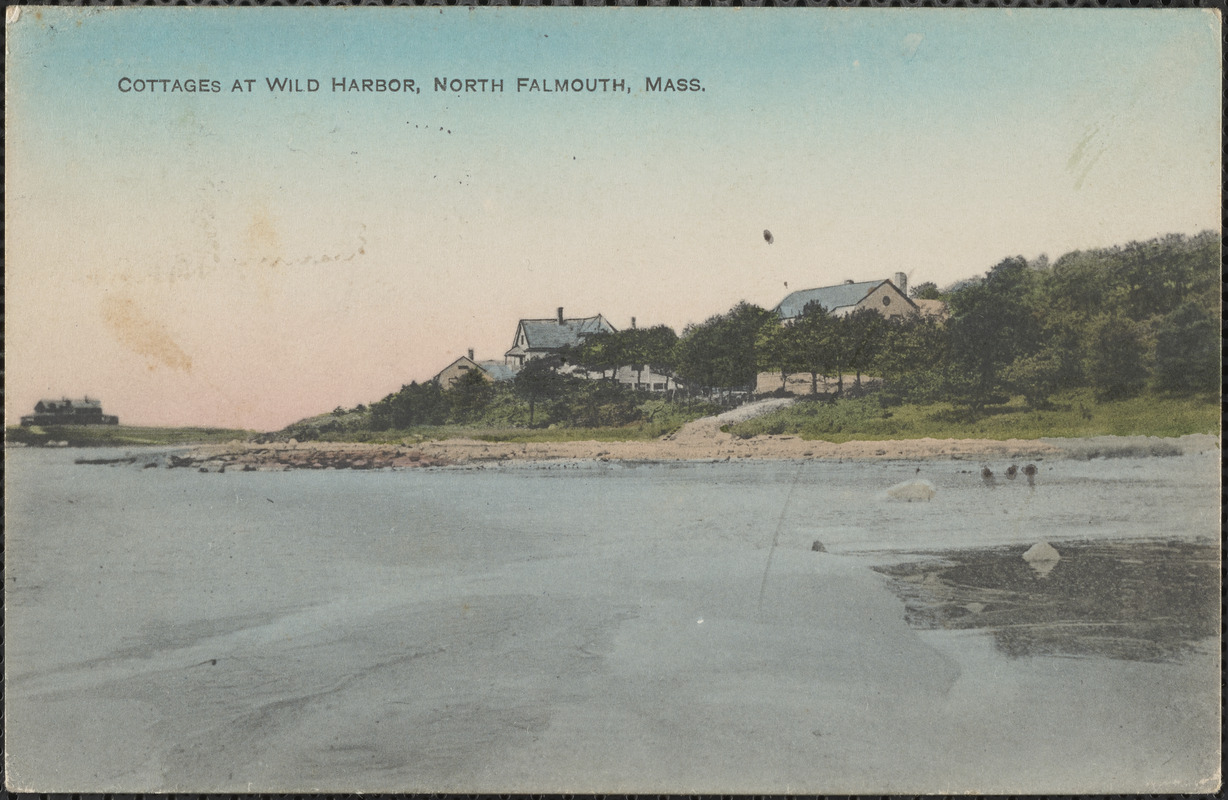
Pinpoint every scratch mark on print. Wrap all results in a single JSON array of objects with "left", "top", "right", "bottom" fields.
[
  {"left": 1067, "top": 120, "right": 1110, "bottom": 191},
  {"left": 257, "top": 224, "right": 367, "bottom": 268}
]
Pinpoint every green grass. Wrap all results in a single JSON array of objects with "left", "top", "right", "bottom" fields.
[
  {"left": 5, "top": 425, "right": 254, "bottom": 448},
  {"left": 277, "top": 396, "right": 715, "bottom": 444},
  {"left": 725, "top": 389, "right": 1221, "bottom": 442},
  {"left": 278, "top": 419, "right": 691, "bottom": 445}
]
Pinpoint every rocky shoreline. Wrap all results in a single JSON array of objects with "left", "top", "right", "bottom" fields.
[
  {"left": 159, "top": 431, "right": 1217, "bottom": 472},
  {"left": 109, "top": 443, "right": 452, "bottom": 472}
]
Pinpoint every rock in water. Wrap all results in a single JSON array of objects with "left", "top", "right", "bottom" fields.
[
  {"left": 1022, "top": 541, "right": 1061, "bottom": 577},
  {"left": 1023, "top": 541, "right": 1060, "bottom": 562},
  {"left": 886, "top": 479, "right": 936, "bottom": 502},
  {"left": 811, "top": 540, "right": 826, "bottom": 552}
]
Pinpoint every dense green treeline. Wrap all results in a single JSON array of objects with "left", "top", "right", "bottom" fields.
[
  {"left": 297, "top": 230, "right": 1217, "bottom": 440},
  {"left": 884, "top": 230, "right": 1220, "bottom": 410}
]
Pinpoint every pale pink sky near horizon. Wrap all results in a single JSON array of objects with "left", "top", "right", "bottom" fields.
[{"left": 5, "top": 8, "right": 1220, "bottom": 431}]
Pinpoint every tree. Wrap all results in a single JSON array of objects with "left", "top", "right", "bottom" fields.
[
  {"left": 944, "top": 257, "right": 1042, "bottom": 412},
  {"left": 633, "top": 325, "right": 680, "bottom": 387},
  {"left": 1153, "top": 302, "right": 1219, "bottom": 393},
  {"left": 909, "top": 281, "right": 942, "bottom": 300},
  {"left": 873, "top": 315, "right": 949, "bottom": 405},
  {"left": 570, "top": 331, "right": 622, "bottom": 380},
  {"left": 376, "top": 381, "right": 448, "bottom": 428},
  {"left": 1084, "top": 314, "right": 1149, "bottom": 400},
  {"left": 368, "top": 395, "right": 393, "bottom": 431},
  {"left": 447, "top": 369, "right": 494, "bottom": 422},
  {"left": 515, "top": 355, "right": 565, "bottom": 425},
  {"left": 841, "top": 307, "right": 886, "bottom": 392},
  {"left": 755, "top": 319, "right": 796, "bottom": 391},
  {"left": 676, "top": 302, "right": 775, "bottom": 395},
  {"left": 1002, "top": 347, "right": 1066, "bottom": 409},
  {"left": 788, "top": 302, "right": 836, "bottom": 395}
]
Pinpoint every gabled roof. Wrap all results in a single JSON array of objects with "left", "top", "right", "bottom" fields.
[
  {"left": 516, "top": 314, "right": 615, "bottom": 350},
  {"left": 774, "top": 280, "right": 886, "bottom": 319},
  {"left": 36, "top": 397, "right": 102, "bottom": 410},
  {"left": 477, "top": 361, "right": 517, "bottom": 382},
  {"left": 432, "top": 355, "right": 480, "bottom": 379}
]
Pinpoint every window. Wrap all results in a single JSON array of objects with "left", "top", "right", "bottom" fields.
[{"left": 882, "top": 295, "right": 891, "bottom": 306}]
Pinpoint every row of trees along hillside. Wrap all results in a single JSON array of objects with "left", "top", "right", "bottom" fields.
[
  {"left": 777, "top": 231, "right": 1218, "bottom": 412},
  {"left": 351, "top": 230, "right": 1217, "bottom": 432}
]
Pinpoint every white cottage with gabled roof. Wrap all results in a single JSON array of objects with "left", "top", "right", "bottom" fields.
[{"left": 504, "top": 307, "right": 616, "bottom": 368}]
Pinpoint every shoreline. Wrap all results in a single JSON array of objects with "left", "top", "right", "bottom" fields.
[{"left": 165, "top": 431, "right": 1218, "bottom": 472}]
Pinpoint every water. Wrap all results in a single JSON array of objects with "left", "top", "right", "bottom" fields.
[{"left": 4, "top": 447, "right": 1220, "bottom": 793}]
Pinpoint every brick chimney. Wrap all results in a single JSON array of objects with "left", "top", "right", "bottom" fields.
[
  {"left": 468, "top": 348, "right": 474, "bottom": 361},
  {"left": 557, "top": 307, "right": 564, "bottom": 324},
  {"left": 630, "top": 317, "right": 637, "bottom": 329},
  {"left": 893, "top": 272, "right": 908, "bottom": 295}
]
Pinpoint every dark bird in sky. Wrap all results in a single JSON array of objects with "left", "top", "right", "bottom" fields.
[{"left": 763, "top": 229, "right": 774, "bottom": 244}]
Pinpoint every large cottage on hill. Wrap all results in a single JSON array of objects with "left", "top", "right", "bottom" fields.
[
  {"left": 774, "top": 273, "right": 917, "bottom": 322},
  {"left": 504, "top": 308, "right": 615, "bottom": 368}
]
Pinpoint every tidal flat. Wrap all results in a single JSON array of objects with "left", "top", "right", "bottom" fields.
[{"left": 4, "top": 446, "right": 1220, "bottom": 793}]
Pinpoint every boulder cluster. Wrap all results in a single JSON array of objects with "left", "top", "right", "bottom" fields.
[{"left": 162, "top": 445, "right": 450, "bottom": 472}]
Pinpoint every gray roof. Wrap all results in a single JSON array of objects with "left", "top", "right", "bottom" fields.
[
  {"left": 517, "top": 315, "right": 614, "bottom": 350},
  {"left": 774, "top": 280, "right": 885, "bottom": 319},
  {"left": 477, "top": 361, "right": 518, "bottom": 382},
  {"left": 36, "top": 397, "right": 102, "bottom": 410}
]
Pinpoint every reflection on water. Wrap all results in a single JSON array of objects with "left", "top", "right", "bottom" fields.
[{"left": 874, "top": 539, "right": 1220, "bottom": 662}]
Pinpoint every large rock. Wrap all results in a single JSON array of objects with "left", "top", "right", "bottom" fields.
[
  {"left": 886, "top": 479, "right": 936, "bottom": 502},
  {"left": 1022, "top": 541, "right": 1061, "bottom": 577}
]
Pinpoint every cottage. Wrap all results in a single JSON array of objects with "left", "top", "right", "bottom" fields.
[
  {"left": 775, "top": 273, "right": 917, "bottom": 322},
  {"left": 433, "top": 349, "right": 518, "bottom": 388},
  {"left": 20, "top": 397, "right": 119, "bottom": 427},
  {"left": 611, "top": 365, "right": 686, "bottom": 393},
  {"left": 504, "top": 307, "right": 615, "bottom": 368}
]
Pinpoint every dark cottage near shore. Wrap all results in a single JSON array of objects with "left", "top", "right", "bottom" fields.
[{"left": 20, "top": 397, "right": 119, "bottom": 427}]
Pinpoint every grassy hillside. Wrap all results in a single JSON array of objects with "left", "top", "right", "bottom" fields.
[
  {"left": 277, "top": 394, "right": 718, "bottom": 443},
  {"left": 724, "top": 390, "right": 1220, "bottom": 442}
]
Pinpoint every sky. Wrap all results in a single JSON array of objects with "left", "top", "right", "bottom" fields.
[{"left": 5, "top": 7, "right": 1221, "bottom": 430}]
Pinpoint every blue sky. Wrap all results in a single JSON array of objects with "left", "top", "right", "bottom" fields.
[{"left": 6, "top": 7, "right": 1221, "bottom": 428}]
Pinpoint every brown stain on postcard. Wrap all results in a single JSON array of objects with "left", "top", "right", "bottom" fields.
[
  {"left": 101, "top": 295, "right": 193, "bottom": 372},
  {"left": 246, "top": 203, "right": 283, "bottom": 268}
]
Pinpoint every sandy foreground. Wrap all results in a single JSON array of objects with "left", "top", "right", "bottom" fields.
[
  {"left": 179, "top": 399, "right": 1218, "bottom": 471},
  {"left": 7, "top": 445, "right": 1221, "bottom": 794}
]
